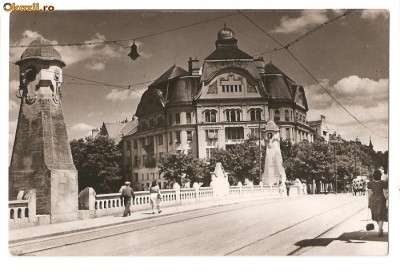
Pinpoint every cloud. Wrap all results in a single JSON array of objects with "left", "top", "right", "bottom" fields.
[
  {"left": 306, "top": 75, "right": 388, "bottom": 151},
  {"left": 10, "top": 31, "right": 125, "bottom": 68},
  {"left": 271, "top": 10, "right": 328, "bottom": 34},
  {"left": 68, "top": 122, "right": 96, "bottom": 140},
  {"left": 105, "top": 88, "right": 145, "bottom": 102},
  {"left": 361, "top": 10, "right": 389, "bottom": 20},
  {"left": 306, "top": 76, "right": 388, "bottom": 110},
  {"left": 86, "top": 62, "right": 106, "bottom": 70}
]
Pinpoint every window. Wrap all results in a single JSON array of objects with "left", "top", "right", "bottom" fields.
[
  {"left": 187, "top": 131, "right": 193, "bottom": 142},
  {"left": 250, "top": 128, "right": 261, "bottom": 138},
  {"left": 158, "top": 134, "right": 163, "bottom": 145},
  {"left": 175, "top": 131, "right": 181, "bottom": 143},
  {"left": 206, "top": 148, "right": 215, "bottom": 159},
  {"left": 186, "top": 112, "right": 191, "bottom": 124},
  {"left": 226, "top": 109, "right": 241, "bottom": 122},
  {"left": 159, "top": 152, "right": 164, "bottom": 159},
  {"left": 175, "top": 113, "right": 180, "bottom": 124},
  {"left": 140, "top": 120, "right": 147, "bottom": 130},
  {"left": 286, "top": 128, "right": 290, "bottom": 139},
  {"left": 285, "top": 110, "right": 290, "bottom": 121},
  {"left": 133, "top": 140, "right": 137, "bottom": 149},
  {"left": 157, "top": 116, "right": 163, "bottom": 126},
  {"left": 205, "top": 110, "right": 217, "bottom": 123},
  {"left": 140, "top": 138, "right": 145, "bottom": 149},
  {"left": 126, "top": 141, "right": 131, "bottom": 152},
  {"left": 143, "top": 155, "right": 147, "bottom": 165},
  {"left": 274, "top": 110, "right": 280, "bottom": 122},
  {"left": 133, "top": 156, "right": 138, "bottom": 166},
  {"left": 221, "top": 84, "right": 242, "bottom": 92},
  {"left": 250, "top": 109, "right": 262, "bottom": 121},
  {"left": 225, "top": 127, "right": 244, "bottom": 140},
  {"left": 169, "top": 132, "right": 173, "bottom": 144},
  {"left": 168, "top": 114, "right": 172, "bottom": 126},
  {"left": 206, "top": 129, "right": 218, "bottom": 140},
  {"left": 149, "top": 118, "right": 155, "bottom": 128},
  {"left": 141, "top": 174, "right": 144, "bottom": 181},
  {"left": 147, "top": 173, "right": 149, "bottom": 180},
  {"left": 295, "top": 112, "right": 299, "bottom": 122}
]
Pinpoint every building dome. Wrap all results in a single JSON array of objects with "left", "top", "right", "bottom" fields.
[
  {"left": 17, "top": 38, "right": 65, "bottom": 66},
  {"left": 217, "top": 23, "right": 235, "bottom": 40}
]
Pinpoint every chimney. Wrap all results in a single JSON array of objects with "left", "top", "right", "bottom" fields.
[
  {"left": 254, "top": 57, "right": 265, "bottom": 74},
  {"left": 188, "top": 57, "right": 200, "bottom": 76},
  {"left": 92, "top": 128, "right": 100, "bottom": 138}
]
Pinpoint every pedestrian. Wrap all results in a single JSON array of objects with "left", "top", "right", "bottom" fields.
[
  {"left": 367, "top": 169, "right": 388, "bottom": 236},
  {"left": 278, "top": 181, "right": 285, "bottom": 197},
  {"left": 121, "top": 181, "right": 135, "bottom": 217},
  {"left": 149, "top": 180, "right": 162, "bottom": 214},
  {"left": 285, "top": 180, "right": 291, "bottom": 196}
]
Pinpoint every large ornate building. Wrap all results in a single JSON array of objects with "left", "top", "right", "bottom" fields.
[{"left": 122, "top": 25, "right": 318, "bottom": 190}]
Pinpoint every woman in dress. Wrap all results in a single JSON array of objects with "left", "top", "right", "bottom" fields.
[
  {"left": 368, "top": 169, "right": 388, "bottom": 236},
  {"left": 149, "top": 180, "right": 162, "bottom": 214}
]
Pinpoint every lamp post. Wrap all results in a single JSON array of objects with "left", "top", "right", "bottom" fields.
[
  {"left": 330, "top": 133, "right": 342, "bottom": 194},
  {"left": 354, "top": 137, "right": 361, "bottom": 179}
]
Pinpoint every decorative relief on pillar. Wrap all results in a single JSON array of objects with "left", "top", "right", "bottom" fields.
[{"left": 207, "top": 81, "right": 218, "bottom": 94}]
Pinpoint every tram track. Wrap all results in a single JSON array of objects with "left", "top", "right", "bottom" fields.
[{"left": 9, "top": 195, "right": 365, "bottom": 256}]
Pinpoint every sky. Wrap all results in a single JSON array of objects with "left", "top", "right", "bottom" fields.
[{"left": 7, "top": 8, "right": 390, "bottom": 159}]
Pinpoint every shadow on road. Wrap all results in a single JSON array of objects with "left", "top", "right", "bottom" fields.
[{"left": 295, "top": 231, "right": 388, "bottom": 248}]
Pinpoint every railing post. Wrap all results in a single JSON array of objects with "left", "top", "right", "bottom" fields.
[
  {"left": 173, "top": 182, "right": 181, "bottom": 203},
  {"left": 238, "top": 182, "right": 243, "bottom": 195},
  {"left": 193, "top": 182, "right": 200, "bottom": 200}
]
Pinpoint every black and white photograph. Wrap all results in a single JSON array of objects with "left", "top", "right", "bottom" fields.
[{"left": 1, "top": 0, "right": 399, "bottom": 271}]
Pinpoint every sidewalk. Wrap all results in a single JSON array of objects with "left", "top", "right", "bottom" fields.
[{"left": 9, "top": 194, "right": 286, "bottom": 244}]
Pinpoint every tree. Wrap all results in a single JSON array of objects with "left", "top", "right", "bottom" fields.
[
  {"left": 158, "top": 151, "right": 208, "bottom": 186},
  {"left": 209, "top": 135, "right": 264, "bottom": 185},
  {"left": 70, "top": 136, "right": 123, "bottom": 194}
]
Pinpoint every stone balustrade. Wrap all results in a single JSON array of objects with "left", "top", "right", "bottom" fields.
[
  {"left": 9, "top": 190, "right": 39, "bottom": 229},
  {"left": 9, "top": 183, "right": 292, "bottom": 229}
]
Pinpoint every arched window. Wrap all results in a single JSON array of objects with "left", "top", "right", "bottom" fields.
[
  {"left": 285, "top": 110, "right": 290, "bottom": 121},
  {"left": 250, "top": 109, "right": 262, "bottom": 121},
  {"left": 175, "top": 113, "right": 180, "bottom": 124},
  {"left": 205, "top": 110, "right": 217, "bottom": 123},
  {"left": 186, "top": 112, "right": 191, "bottom": 124},
  {"left": 295, "top": 112, "right": 299, "bottom": 122},
  {"left": 226, "top": 109, "right": 241, "bottom": 122},
  {"left": 274, "top": 110, "right": 280, "bottom": 122}
]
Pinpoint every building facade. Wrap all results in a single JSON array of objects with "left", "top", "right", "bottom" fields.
[{"left": 122, "top": 25, "right": 318, "bottom": 190}]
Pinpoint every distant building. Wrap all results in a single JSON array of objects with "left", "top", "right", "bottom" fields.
[
  {"left": 309, "top": 115, "right": 330, "bottom": 142},
  {"left": 94, "top": 118, "right": 138, "bottom": 145},
  {"left": 122, "top": 25, "right": 319, "bottom": 190}
]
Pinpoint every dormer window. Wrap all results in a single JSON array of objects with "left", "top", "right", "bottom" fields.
[{"left": 274, "top": 110, "right": 280, "bottom": 122}]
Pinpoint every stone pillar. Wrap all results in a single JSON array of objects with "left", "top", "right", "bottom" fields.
[
  {"left": 78, "top": 187, "right": 96, "bottom": 210},
  {"left": 210, "top": 163, "right": 229, "bottom": 197},
  {"left": 9, "top": 39, "right": 78, "bottom": 223},
  {"left": 261, "top": 120, "right": 286, "bottom": 186}
]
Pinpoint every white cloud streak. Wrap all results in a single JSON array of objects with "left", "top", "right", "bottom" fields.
[
  {"left": 271, "top": 10, "right": 328, "bottom": 34},
  {"left": 105, "top": 88, "right": 144, "bottom": 102}
]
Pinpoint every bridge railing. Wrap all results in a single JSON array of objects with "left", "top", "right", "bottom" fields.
[{"left": 9, "top": 190, "right": 37, "bottom": 229}]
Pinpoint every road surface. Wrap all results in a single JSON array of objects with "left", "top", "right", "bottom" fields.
[{"left": 9, "top": 194, "right": 388, "bottom": 256}]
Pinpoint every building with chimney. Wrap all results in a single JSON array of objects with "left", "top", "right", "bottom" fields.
[{"left": 122, "top": 25, "right": 319, "bottom": 190}]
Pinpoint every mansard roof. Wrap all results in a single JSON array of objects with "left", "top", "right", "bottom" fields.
[
  {"left": 205, "top": 46, "right": 253, "bottom": 61},
  {"left": 149, "top": 65, "right": 189, "bottom": 87}
]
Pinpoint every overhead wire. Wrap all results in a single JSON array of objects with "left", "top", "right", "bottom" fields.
[
  {"left": 9, "top": 12, "right": 240, "bottom": 48},
  {"left": 239, "top": 10, "right": 387, "bottom": 140},
  {"left": 253, "top": 10, "right": 354, "bottom": 57}
]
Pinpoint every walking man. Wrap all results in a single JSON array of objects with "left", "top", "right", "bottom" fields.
[{"left": 121, "top": 181, "right": 135, "bottom": 217}]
